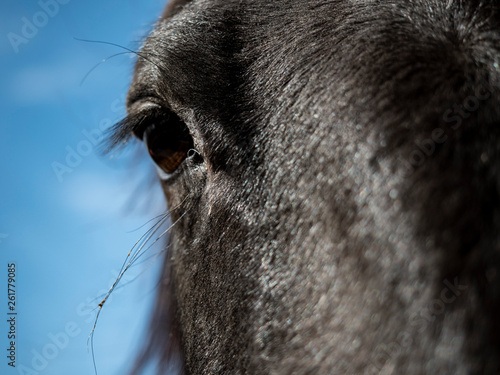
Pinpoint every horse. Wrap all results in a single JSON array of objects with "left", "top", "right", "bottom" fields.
[{"left": 110, "top": 0, "right": 500, "bottom": 373}]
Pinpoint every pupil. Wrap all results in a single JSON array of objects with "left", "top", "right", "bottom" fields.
[{"left": 144, "top": 113, "right": 194, "bottom": 175}]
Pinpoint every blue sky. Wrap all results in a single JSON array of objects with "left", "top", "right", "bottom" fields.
[{"left": 0, "top": 1, "right": 170, "bottom": 374}]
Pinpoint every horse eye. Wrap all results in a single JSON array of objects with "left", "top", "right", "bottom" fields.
[{"left": 143, "top": 113, "right": 194, "bottom": 176}]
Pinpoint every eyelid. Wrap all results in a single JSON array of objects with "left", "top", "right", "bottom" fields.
[
  {"left": 125, "top": 102, "right": 163, "bottom": 140},
  {"left": 156, "top": 165, "right": 173, "bottom": 180}
]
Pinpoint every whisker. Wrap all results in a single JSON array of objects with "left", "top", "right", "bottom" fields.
[
  {"left": 118, "top": 214, "right": 170, "bottom": 274},
  {"left": 74, "top": 37, "right": 142, "bottom": 56},
  {"left": 100, "top": 242, "right": 173, "bottom": 301},
  {"left": 126, "top": 213, "right": 174, "bottom": 233},
  {"left": 126, "top": 213, "right": 185, "bottom": 268},
  {"left": 79, "top": 51, "right": 134, "bottom": 86},
  {"left": 87, "top": 213, "right": 170, "bottom": 375},
  {"left": 128, "top": 242, "right": 172, "bottom": 268},
  {"left": 74, "top": 37, "right": 164, "bottom": 80},
  {"left": 87, "top": 194, "right": 190, "bottom": 375},
  {"left": 87, "top": 243, "right": 172, "bottom": 306}
]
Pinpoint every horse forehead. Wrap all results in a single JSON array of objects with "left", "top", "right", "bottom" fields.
[{"left": 135, "top": 2, "right": 356, "bottom": 118}]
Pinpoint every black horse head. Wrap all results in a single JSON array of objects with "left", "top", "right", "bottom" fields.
[{"left": 114, "top": 1, "right": 500, "bottom": 373}]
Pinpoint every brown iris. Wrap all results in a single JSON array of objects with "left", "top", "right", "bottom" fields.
[{"left": 144, "top": 113, "right": 194, "bottom": 175}]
